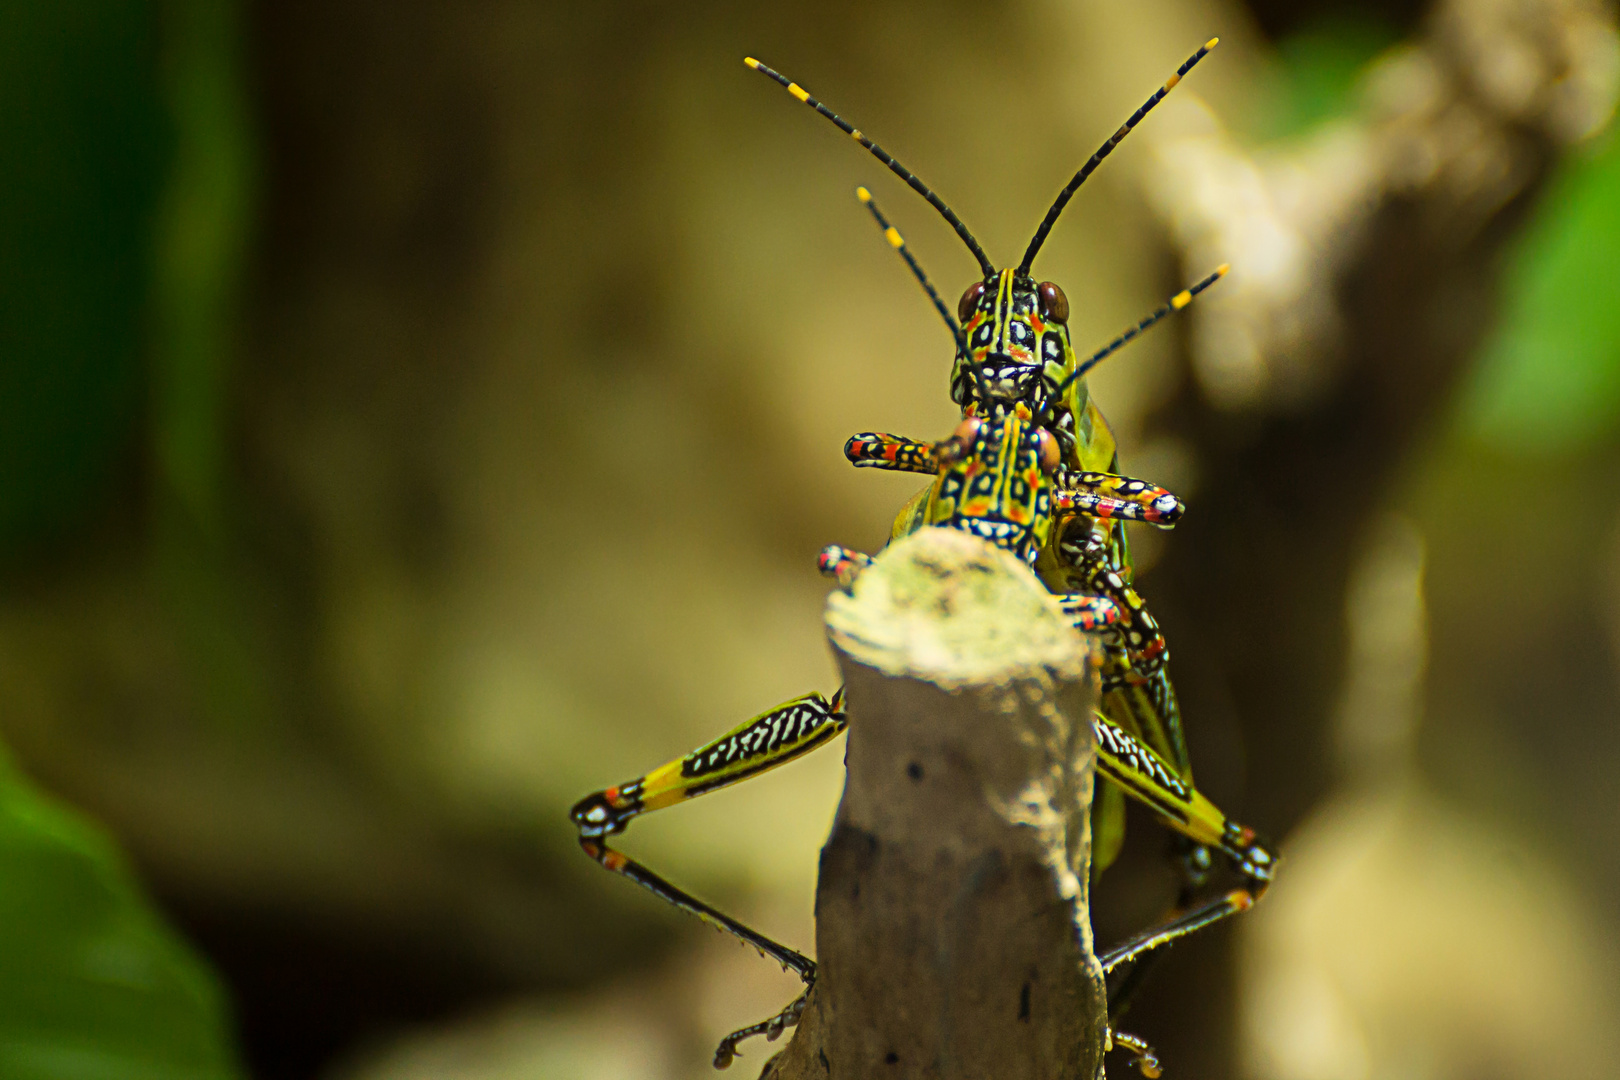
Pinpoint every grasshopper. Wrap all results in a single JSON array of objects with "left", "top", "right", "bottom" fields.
[
  {"left": 571, "top": 42, "right": 1275, "bottom": 1073},
  {"left": 749, "top": 35, "right": 1271, "bottom": 962},
  {"left": 742, "top": 46, "right": 1229, "bottom": 895}
]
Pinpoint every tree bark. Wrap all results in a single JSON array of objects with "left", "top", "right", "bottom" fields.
[{"left": 763, "top": 527, "right": 1106, "bottom": 1080}]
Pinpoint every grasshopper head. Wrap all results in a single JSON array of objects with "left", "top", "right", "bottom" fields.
[{"left": 950, "top": 269, "right": 1077, "bottom": 420}]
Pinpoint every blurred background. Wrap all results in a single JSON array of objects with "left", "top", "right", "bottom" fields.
[{"left": 4, "top": 0, "right": 1620, "bottom": 1078}]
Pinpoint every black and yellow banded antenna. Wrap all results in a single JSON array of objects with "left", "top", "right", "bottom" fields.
[
  {"left": 1049, "top": 264, "right": 1229, "bottom": 406},
  {"left": 746, "top": 57, "right": 997, "bottom": 279},
  {"left": 856, "top": 187, "right": 967, "bottom": 353},
  {"left": 857, "top": 187, "right": 994, "bottom": 407},
  {"left": 1018, "top": 38, "right": 1219, "bottom": 276}
]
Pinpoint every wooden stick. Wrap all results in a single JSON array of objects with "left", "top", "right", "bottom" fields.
[{"left": 763, "top": 527, "right": 1106, "bottom": 1079}]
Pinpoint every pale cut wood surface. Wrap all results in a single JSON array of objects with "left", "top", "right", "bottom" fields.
[{"left": 762, "top": 528, "right": 1106, "bottom": 1080}]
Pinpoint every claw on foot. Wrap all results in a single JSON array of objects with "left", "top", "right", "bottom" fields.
[
  {"left": 713, "top": 990, "right": 809, "bottom": 1070},
  {"left": 818, "top": 545, "right": 873, "bottom": 591},
  {"left": 1112, "top": 1029, "right": 1162, "bottom": 1078}
]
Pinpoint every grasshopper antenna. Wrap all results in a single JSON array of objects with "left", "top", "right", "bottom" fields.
[
  {"left": 747, "top": 57, "right": 997, "bottom": 279},
  {"left": 856, "top": 187, "right": 995, "bottom": 408},
  {"left": 1018, "top": 39, "right": 1218, "bottom": 276},
  {"left": 856, "top": 187, "right": 968, "bottom": 355},
  {"left": 855, "top": 186, "right": 993, "bottom": 410},
  {"left": 1046, "top": 265, "right": 1229, "bottom": 416}
]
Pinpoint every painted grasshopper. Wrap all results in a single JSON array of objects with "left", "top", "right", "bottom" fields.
[
  {"left": 570, "top": 41, "right": 1275, "bottom": 1072},
  {"left": 746, "top": 38, "right": 1273, "bottom": 963}
]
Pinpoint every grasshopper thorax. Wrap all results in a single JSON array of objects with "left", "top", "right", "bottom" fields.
[{"left": 928, "top": 403, "right": 1062, "bottom": 565}]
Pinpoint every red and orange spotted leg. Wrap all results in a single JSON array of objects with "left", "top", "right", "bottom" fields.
[
  {"left": 1055, "top": 470, "right": 1184, "bottom": 527},
  {"left": 1056, "top": 591, "right": 1126, "bottom": 633},
  {"left": 570, "top": 690, "right": 848, "bottom": 1066},
  {"left": 844, "top": 423, "right": 986, "bottom": 478},
  {"left": 817, "top": 544, "right": 874, "bottom": 591},
  {"left": 844, "top": 431, "right": 938, "bottom": 474},
  {"left": 1058, "top": 517, "right": 1173, "bottom": 681}
]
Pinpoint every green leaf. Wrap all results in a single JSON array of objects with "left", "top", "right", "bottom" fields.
[
  {"left": 0, "top": 748, "right": 243, "bottom": 1080},
  {"left": 1462, "top": 134, "right": 1620, "bottom": 454}
]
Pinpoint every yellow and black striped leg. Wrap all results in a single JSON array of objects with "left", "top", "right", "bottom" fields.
[
  {"left": 1092, "top": 712, "right": 1276, "bottom": 968},
  {"left": 570, "top": 689, "right": 848, "bottom": 1064},
  {"left": 1101, "top": 671, "right": 1188, "bottom": 799}
]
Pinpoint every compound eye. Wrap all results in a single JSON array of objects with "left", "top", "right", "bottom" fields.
[
  {"left": 1037, "top": 282, "right": 1069, "bottom": 324},
  {"left": 1034, "top": 428, "right": 1061, "bottom": 473},
  {"left": 958, "top": 281, "right": 987, "bottom": 323}
]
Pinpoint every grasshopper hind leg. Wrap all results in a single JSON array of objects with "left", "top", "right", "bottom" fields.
[
  {"left": 713, "top": 989, "right": 809, "bottom": 1069},
  {"left": 1111, "top": 1029, "right": 1163, "bottom": 1077},
  {"left": 570, "top": 690, "right": 849, "bottom": 1066}
]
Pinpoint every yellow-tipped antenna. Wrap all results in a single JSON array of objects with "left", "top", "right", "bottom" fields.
[
  {"left": 856, "top": 186, "right": 966, "bottom": 353},
  {"left": 1051, "top": 264, "right": 1228, "bottom": 401},
  {"left": 856, "top": 187, "right": 991, "bottom": 404},
  {"left": 746, "top": 57, "right": 996, "bottom": 278},
  {"left": 1018, "top": 38, "right": 1219, "bottom": 275}
]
